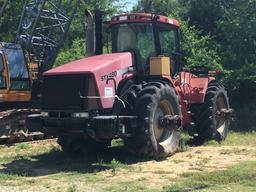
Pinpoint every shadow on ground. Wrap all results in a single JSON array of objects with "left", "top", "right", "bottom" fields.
[
  {"left": 0, "top": 145, "right": 150, "bottom": 177},
  {"left": 0, "top": 133, "right": 212, "bottom": 177}
]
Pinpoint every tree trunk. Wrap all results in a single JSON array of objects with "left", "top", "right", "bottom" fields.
[{"left": 0, "top": 0, "right": 8, "bottom": 18}]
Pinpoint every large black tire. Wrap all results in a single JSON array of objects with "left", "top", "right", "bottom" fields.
[
  {"left": 57, "top": 137, "right": 110, "bottom": 154},
  {"left": 124, "top": 82, "right": 182, "bottom": 158},
  {"left": 191, "top": 81, "right": 230, "bottom": 141}
]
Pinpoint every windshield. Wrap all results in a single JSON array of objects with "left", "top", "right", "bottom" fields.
[
  {"left": 5, "top": 48, "right": 30, "bottom": 90},
  {"left": 112, "top": 23, "right": 156, "bottom": 71}
]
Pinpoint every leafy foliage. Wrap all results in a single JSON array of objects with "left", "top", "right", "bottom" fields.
[
  {"left": 181, "top": 22, "right": 222, "bottom": 70},
  {"left": 55, "top": 39, "right": 85, "bottom": 67},
  {"left": 0, "top": 1, "right": 24, "bottom": 42},
  {"left": 180, "top": 0, "right": 256, "bottom": 96}
]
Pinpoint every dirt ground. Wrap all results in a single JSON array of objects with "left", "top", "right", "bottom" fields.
[
  {"left": 98, "top": 145, "right": 256, "bottom": 187},
  {"left": 0, "top": 138, "right": 255, "bottom": 192}
]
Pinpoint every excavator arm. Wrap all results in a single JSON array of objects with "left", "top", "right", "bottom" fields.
[{"left": 16, "top": 0, "right": 80, "bottom": 80}]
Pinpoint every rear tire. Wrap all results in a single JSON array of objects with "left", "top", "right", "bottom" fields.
[
  {"left": 124, "top": 82, "right": 182, "bottom": 158},
  {"left": 191, "top": 82, "right": 230, "bottom": 141}
]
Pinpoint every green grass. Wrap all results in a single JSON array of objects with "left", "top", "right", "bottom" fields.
[
  {"left": 220, "top": 147, "right": 252, "bottom": 155},
  {"left": 0, "top": 172, "right": 20, "bottom": 181},
  {"left": 173, "top": 159, "right": 185, "bottom": 164},
  {"left": 16, "top": 143, "right": 30, "bottom": 150},
  {"left": 66, "top": 184, "right": 78, "bottom": 192},
  {"left": 0, "top": 155, "right": 20, "bottom": 163},
  {"left": 223, "top": 131, "right": 256, "bottom": 146},
  {"left": 163, "top": 161, "right": 256, "bottom": 192},
  {"left": 180, "top": 131, "right": 256, "bottom": 148},
  {"left": 201, "top": 131, "right": 256, "bottom": 147},
  {"left": 103, "top": 181, "right": 159, "bottom": 192}
]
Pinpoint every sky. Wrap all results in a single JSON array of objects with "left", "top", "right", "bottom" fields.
[{"left": 121, "top": 0, "right": 138, "bottom": 11}]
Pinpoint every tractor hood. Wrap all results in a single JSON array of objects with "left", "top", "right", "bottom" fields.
[
  {"left": 44, "top": 52, "right": 133, "bottom": 76},
  {"left": 44, "top": 52, "right": 134, "bottom": 109}
]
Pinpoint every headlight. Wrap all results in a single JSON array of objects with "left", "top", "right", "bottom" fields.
[
  {"left": 72, "top": 112, "right": 89, "bottom": 118},
  {"left": 41, "top": 112, "right": 49, "bottom": 117}
]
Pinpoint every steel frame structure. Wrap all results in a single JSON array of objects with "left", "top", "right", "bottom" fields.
[{"left": 16, "top": 0, "right": 80, "bottom": 79}]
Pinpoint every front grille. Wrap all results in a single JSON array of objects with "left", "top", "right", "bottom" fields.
[{"left": 42, "top": 74, "right": 99, "bottom": 110}]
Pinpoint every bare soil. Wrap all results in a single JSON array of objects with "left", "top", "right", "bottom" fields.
[
  {"left": 98, "top": 145, "right": 256, "bottom": 188},
  {"left": 0, "top": 139, "right": 255, "bottom": 192}
]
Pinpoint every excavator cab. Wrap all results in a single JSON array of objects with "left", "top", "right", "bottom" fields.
[
  {"left": 3, "top": 43, "right": 30, "bottom": 90},
  {"left": 111, "top": 13, "right": 182, "bottom": 76},
  {"left": 0, "top": 43, "right": 31, "bottom": 104}
]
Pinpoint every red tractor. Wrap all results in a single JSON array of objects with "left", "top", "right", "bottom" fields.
[{"left": 27, "top": 13, "right": 233, "bottom": 158}]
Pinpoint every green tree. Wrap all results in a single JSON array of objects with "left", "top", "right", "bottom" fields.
[
  {"left": 134, "top": 0, "right": 180, "bottom": 18},
  {"left": 181, "top": 22, "right": 221, "bottom": 70},
  {"left": 55, "top": 38, "right": 85, "bottom": 67},
  {"left": 0, "top": 1, "right": 24, "bottom": 42},
  {"left": 218, "top": 0, "right": 256, "bottom": 69},
  {"left": 179, "top": 0, "right": 230, "bottom": 37}
]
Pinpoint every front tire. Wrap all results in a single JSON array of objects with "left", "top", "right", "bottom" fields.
[{"left": 124, "top": 82, "right": 182, "bottom": 158}]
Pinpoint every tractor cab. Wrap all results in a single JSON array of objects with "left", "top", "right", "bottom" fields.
[{"left": 111, "top": 13, "right": 182, "bottom": 76}]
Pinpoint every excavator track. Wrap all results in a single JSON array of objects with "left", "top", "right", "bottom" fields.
[{"left": 0, "top": 109, "right": 46, "bottom": 145}]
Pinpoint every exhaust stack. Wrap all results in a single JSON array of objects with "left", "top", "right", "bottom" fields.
[
  {"left": 85, "top": 9, "right": 94, "bottom": 57},
  {"left": 94, "top": 9, "right": 103, "bottom": 55}
]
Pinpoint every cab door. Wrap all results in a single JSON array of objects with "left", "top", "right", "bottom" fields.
[{"left": 158, "top": 23, "right": 182, "bottom": 76}]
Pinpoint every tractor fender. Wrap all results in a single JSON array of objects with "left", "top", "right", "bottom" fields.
[
  {"left": 189, "top": 77, "right": 216, "bottom": 104},
  {"left": 116, "top": 76, "right": 176, "bottom": 97}
]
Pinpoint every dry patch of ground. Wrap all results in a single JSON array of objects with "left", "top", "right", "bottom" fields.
[
  {"left": 0, "top": 132, "right": 255, "bottom": 192},
  {"left": 98, "top": 145, "right": 256, "bottom": 189}
]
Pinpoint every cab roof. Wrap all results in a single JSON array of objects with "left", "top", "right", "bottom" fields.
[{"left": 110, "top": 13, "right": 180, "bottom": 28}]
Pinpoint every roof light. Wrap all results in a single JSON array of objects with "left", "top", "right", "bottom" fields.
[
  {"left": 129, "top": 15, "right": 136, "bottom": 20},
  {"left": 216, "top": 69, "right": 222, "bottom": 75},
  {"left": 168, "top": 19, "right": 174, "bottom": 24},
  {"left": 72, "top": 112, "right": 89, "bottom": 118},
  {"left": 41, "top": 112, "right": 49, "bottom": 117},
  {"left": 119, "top": 16, "right": 128, "bottom": 21},
  {"left": 112, "top": 17, "right": 118, "bottom": 22}
]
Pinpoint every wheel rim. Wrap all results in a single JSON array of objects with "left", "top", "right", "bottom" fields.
[
  {"left": 216, "top": 94, "right": 228, "bottom": 134},
  {"left": 153, "top": 100, "right": 174, "bottom": 143}
]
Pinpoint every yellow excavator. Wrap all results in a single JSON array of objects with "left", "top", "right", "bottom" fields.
[{"left": 0, "top": 0, "right": 80, "bottom": 143}]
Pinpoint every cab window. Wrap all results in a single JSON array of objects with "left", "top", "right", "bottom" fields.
[
  {"left": 5, "top": 48, "right": 30, "bottom": 90},
  {"left": 158, "top": 23, "right": 178, "bottom": 55}
]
